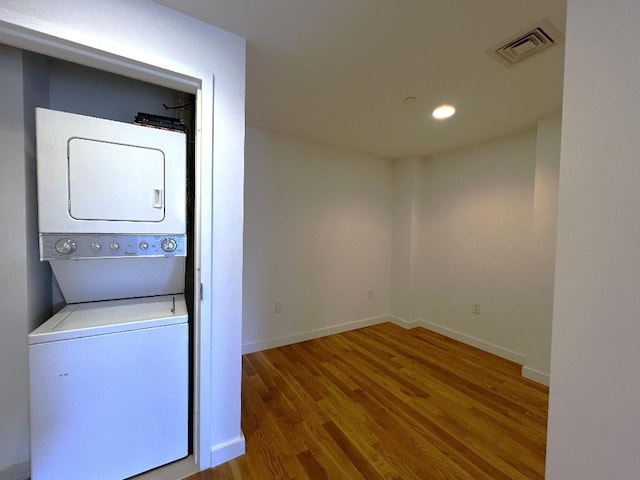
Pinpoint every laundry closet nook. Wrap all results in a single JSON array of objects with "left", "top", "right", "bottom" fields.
[
  {"left": 0, "top": 4, "right": 246, "bottom": 479},
  {"left": 2, "top": 47, "right": 200, "bottom": 479}
]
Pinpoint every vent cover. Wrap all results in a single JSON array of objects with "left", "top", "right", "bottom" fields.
[{"left": 490, "top": 20, "right": 562, "bottom": 66}]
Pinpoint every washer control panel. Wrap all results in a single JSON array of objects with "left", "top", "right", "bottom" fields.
[{"left": 40, "top": 233, "right": 186, "bottom": 260}]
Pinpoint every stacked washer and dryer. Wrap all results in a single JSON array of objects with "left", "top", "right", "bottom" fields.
[{"left": 28, "top": 108, "right": 189, "bottom": 479}]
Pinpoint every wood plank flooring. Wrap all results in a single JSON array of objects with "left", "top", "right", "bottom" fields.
[{"left": 188, "top": 323, "right": 548, "bottom": 480}]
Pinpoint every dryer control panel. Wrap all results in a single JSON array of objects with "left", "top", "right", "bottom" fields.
[{"left": 40, "top": 233, "right": 186, "bottom": 261}]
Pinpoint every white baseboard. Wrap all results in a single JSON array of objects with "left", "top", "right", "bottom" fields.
[
  {"left": 419, "top": 318, "right": 527, "bottom": 365},
  {"left": 242, "top": 314, "right": 547, "bottom": 386},
  {"left": 242, "top": 315, "right": 390, "bottom": 354},
  {"left": 521, "top": 366, "right": 550, "bottom": 386},
  {"left": 0, "top": 462, "right": 29, "bottom": 480},
  {"left": 209, "top": 434, "right": 245, "bottom": 469},
  {"left": 387, "top": 315, "right": 421, "bottom": 329},
  {"left": 134, "top": 456, "right": 198, "bottom": 480}
]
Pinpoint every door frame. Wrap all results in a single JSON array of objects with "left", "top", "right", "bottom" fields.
[{"left": 0, "top": 15, "right": 214, "bottom": 472}]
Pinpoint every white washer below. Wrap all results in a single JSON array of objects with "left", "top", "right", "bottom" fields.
[{"left": 28, "top": 295, "right": 189, "bottom": 480}]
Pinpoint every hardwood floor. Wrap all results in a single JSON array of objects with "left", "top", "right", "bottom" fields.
[{"left": 188, "top": 323, "right": 548, "bottom": 479}]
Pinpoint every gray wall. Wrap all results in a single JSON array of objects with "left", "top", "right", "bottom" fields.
[
  {"left": 48, "top": 59, "right": 179, "bottom": 123},
  {"left": 0, "top": 46, "right": 50, "bottom": 478}
]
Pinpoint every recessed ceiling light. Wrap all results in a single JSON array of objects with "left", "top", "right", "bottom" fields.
[
  {"left": 403, "top": 96, "right": 417, "bottom": 104},
  {"left": 432, "top": 104, "right": 456, "bottom": 120}
]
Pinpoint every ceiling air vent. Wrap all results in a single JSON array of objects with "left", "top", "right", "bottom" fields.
[{"left": 490, "top": 20, "right": 561, "bottom": 67}]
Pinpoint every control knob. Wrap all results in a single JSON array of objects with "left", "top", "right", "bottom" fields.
[
  {"left": 160, "top": 237, "right": 177, "bottom": 253},
  {"left": 54, "top": 238, "right": 77, "bottom": 255}
]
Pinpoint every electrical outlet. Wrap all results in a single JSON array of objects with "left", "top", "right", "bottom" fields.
[
  {"left": 368, "top": 289, "right": 374, "bottom": 299},
  {"left": 275, "top": 301, "right": 282, "bottom": 313},
  {"left": 472, "top": 303, "right": 480, "bottom": 315}
]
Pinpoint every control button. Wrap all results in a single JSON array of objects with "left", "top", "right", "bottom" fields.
[
  {"left": 54, "top": 238, "right": 77, "bottom": 255},
  {"left": 160, "top": 237, "right": 177, "bottom": 253},
  {"left": 91, "top": 242, "right": 102, "bottom": 251},
  {"left": 139, "top": 241, "right": 149, "bottom": 250},
  {"left": 109, "top": 242, "right": 120, "bottom": 250}
]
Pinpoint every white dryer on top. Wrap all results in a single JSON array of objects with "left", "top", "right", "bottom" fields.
[
  {"left": 35, "top": 108, "right": 187, "bottom": 303},
  {"left": 36, "top": 107, "right": 186, "bottom": 235}
]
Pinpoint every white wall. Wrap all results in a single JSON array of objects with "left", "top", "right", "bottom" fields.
[
  {"left": 390, "top": 157, "right": 422, "bottom": 324},
  {"left": 243, "top": 128, "right": 392, "bottom": 352},
  {"left": 388, "top": 127, "right": 561, "bottom": 380},
  {"left": 244, "top": 125, "right": 561, "bottom": 380},
  {"left": 416, "top": 131, "right": 537, "bottom": 361},
  {"left": 546, "top": 0, "right": 640, "bottom": 477},
  {"left": 0, "top": 0, "right": 246, "bottom": 474},
  {"left": 242, "top": 125, "right": 560, "bottom": 382}
]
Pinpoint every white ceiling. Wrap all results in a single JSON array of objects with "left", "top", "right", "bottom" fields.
[{"left": 153, "top": 0, "right": 566, "bottom": 158}]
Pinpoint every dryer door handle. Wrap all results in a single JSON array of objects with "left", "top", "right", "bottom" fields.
[{"left": 153, "top": 188, "right": 164, "bottom": 209}]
